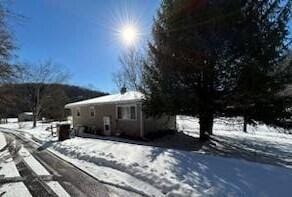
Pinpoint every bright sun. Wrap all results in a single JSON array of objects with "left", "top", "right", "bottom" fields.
[{"left": 120, "top": 25, "right": 138, "bottom": 46}]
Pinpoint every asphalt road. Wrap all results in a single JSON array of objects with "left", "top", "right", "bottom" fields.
[{"left": 1, "top": 131, "right": 110, "bottom": 197}]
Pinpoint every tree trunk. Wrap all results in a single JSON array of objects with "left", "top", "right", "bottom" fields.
[
  {"left": 33, "top": 115, "right": 37, "bottom": 128},
  {"left": 33, "top": 86, "right": 40, "bottom": 128},
  {"left": 199, "top": 111, "right": 214, "bottom": 141},
  {"left": 243, "top": 116, "right": 247, "bottom": 133}
]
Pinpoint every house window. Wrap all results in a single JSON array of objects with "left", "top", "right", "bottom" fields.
[
  {"left": 76, "top": 108, "right": 81, "bottom": 117},
  {"left": 117, "top": 105, "right": 136, "bottom": 120},
  {"left": 89, "top": 106, "right": 95, "bottom": 117},
  {"left": 130, "top": 106, "right": 136, "bottom": 119}
]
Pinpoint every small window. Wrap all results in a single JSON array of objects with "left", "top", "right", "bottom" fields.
[
  {"left": 117, "top": 107, "right": 122, "bottom": 119},
  {"left": 76, "top": 108, "right": 81, "bottom": 117},
  {"left": 117, "top": 105, "right": 136, "bottom": 120},
  {"left": 130, "top": 106, "right": 136, "bottom": 119},
  {"left": 90, "top": 106, "right": 95, "bottom": 117}
]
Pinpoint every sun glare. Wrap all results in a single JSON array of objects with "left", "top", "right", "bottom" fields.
[
  {"left": 120, "top": 24, "right": 138, "bottom": 46},
  {"left": 106, "top": 1, "right": 146, "bottom": 49}
]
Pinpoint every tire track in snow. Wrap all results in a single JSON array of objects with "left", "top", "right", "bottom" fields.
[
  {"left": 50, "top": 146, "right": 164, "bottom": 197},
  {"left": 4, "top": 133, "right": 71, "bottom": 197}
]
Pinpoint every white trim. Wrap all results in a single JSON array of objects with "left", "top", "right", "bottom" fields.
[
  {"left": 140, "top": 103, "right": 144, "bottom": 138},
  {"left": 66, "top": 99, "right": 142, "bottom": 108},
  {"left": 103, "top": 116, "right": 111, "bottom": 136},
  {"left": 116, "top": 104, "right": 137, "bottom": 121},
  {"left": 65, "top": 91, "right": 144, "bottom": 109}
]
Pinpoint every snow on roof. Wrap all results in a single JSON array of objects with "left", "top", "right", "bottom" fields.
[
  {"left": 22, "top": 112, "right": 33, "bottom": 115},
  {"left": 65, "top": 91, "right": 144, "bottom": 108}
]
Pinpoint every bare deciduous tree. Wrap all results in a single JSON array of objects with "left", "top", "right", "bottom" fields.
[
  {"left": 0, "top": 3, "right": 21, "bottom": 122},
  {"left": 113, "top": 49, "right": 144, "bottom": 91},
  {"left": 21, "top": 60, "right": 68, "bottom": 127},
  {"left": 41, "top": 85, "right": 69, "bottom": 120},
  {"left": 0, "top": 3, "right": 17, "bottom": 84}
]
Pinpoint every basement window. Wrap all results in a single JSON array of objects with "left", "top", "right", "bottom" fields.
[{"left": 117, "top": 105, "right": 136, "bottom": 120}]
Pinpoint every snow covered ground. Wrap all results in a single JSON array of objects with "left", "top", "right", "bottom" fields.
[
  {"left": 177, "top": 116, "right": 292, "bottom": 168},
  {"left": 1, "top": 118, "right": 292, "bottom": 196},
  {"left": 0, "top": 132, "right": 32, "bottom": 197},
  {"left": 0, "top": 132, "right": 21, "bottom": 179},
  {"left": 0, "top": 182, "right": 32, "bottom": 197}
]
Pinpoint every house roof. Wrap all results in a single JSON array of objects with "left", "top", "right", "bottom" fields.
[
  {"left": 65, "top": 91, "right": 144, "bottom": 108},
  {"left": 22, "top": 112, "right": 33, "bottom": 115}
]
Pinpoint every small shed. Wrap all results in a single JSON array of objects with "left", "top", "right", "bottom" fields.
[{"left": 18, "top": 112, "right": 34, "bottom": 122}]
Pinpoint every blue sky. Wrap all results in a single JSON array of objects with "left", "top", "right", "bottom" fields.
[{"left": 7, "top": 0, "right": 160, "bottom": 93}]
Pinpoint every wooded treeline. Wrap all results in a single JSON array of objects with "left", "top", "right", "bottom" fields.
[
  {"left": 0, "top": 83, "right": 106, "bottom": 120},
  {"left": 0, "top": 4, "right": 106, "bottom": 126}
]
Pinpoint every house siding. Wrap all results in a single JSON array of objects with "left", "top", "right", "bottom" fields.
[
  {"left": 143, "top": 116, "right": 176, "bottom": 136},
  {"left": 71, "top": 102, "right": 141, "bottom": 137},
  {"left": 69, "top": 101, "right": 176, "bottom": 138}
]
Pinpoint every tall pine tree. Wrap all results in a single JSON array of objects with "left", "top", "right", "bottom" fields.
[
  {"left": 225, "top": 0, "right": 292, "bottom": 131},
  {"left": 143, "top": 0, "right": 291, "bottom": 140}
]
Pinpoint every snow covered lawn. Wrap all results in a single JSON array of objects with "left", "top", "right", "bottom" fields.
[
  {"left": 49, "top": 136, "right": 292, "bottom": 197},
  {"left": 177, "top": 116, "right": 292, "bottom": 168},
  {"left": 1, "top": 118, "right": 292, "bottom": 196},
  {"left": 0, "top": 120, "right": 63, "bottom": 143}
]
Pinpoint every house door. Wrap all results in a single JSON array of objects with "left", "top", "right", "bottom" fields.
[{"left": 103, "top": 116, "right": 111, "bottom": 136}]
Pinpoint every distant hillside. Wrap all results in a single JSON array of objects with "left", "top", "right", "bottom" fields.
[
  {"left": 0, "top": 83, "right": 107, "bottom": 118},
  {"left": 51, "top": 84, "right": 107, "bottom": 103}
]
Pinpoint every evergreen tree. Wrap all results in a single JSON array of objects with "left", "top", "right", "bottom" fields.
[
  {"left": 225, "top": 0, "right": 292, "bottom": 131},
  {"left": 143, "top": 0, "right": 291, "bottom": 140}
]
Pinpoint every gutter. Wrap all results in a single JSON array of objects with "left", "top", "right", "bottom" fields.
[
  {"left": 65, "top": 99, "right": 143, "bottom": 109},
  {"left": 140, "top": 103, "right": 144, "bottom": 138}
]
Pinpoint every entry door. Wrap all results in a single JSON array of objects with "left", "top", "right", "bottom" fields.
[{"left": 103, "top": 116, "right": 111, "bottom": 136}]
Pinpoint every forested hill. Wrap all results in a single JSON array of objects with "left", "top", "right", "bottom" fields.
[
  {"left": 54, "top": 84, "right": 107, "bottom": 103},
  {"left": 0, "top": 83, "right": 107, "bottom": 118}
]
